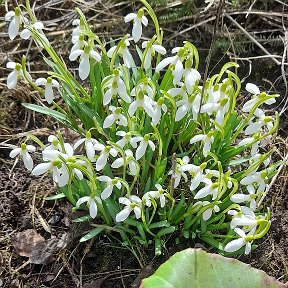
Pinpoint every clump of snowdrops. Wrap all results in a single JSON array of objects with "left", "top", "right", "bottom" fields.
[{"left": 6, "top": 0, "right": 280, "bottom": 258}]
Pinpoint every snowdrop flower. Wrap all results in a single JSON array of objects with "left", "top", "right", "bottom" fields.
[
  {"left": 170, "top": 156, "right": 191, "bottom": 188},
  {"left": 115, "top": 131, "right": 133, "bottom": 148},
  {"left": 116, "top": 195, "right": 142, "bottom": 222},
  {"left": 152, "top": 97, "right": 167, "bottom": 125},
  {"left": 102, "top": 71, "right": 131, "bottom": 105},
  {"left": 111, "top": 149, "right": 138, "bottom": 175},
  {"left": 73, "top": 132, "right": 98, "bottom": 162},
  {"left": 124, "top": 9, "right": 148, "bottom": 43},
  {"left": 190, "top": 132, "right": 214, "bottom": 157},
  {"left": 167, "top": 82, "right": 188, "bottom": 99},
  {"left": 6, "top": 61, "right": 32, "bottom": 89},
  {"left": 76, "top": 195, "right": 102, "bottom": 219},
  {"left": 237, "top": 136, "right": 260, "bottom": 156},
  {"left": 132, "top": 134, "right": 155, "bottom": 160},
  {"left": 175, "top": 93, "right": 201, "bottom": 121},
  {"left": 35, "top": 77, "right": 59, "bottom": 104},
  {"left": 94, "top": 144, "right": 118, "bottom": 171},
  {"left": 128, "top": 91, "right": 156, "bottom": 118},
  {"left": 10, "top": 143, "right": 36, "bottom": 171},
  {"left": 44, "top": 135, "right": 74, "bottom": 156},
  {"left": 183, "top": 60, "right": 201, "bottom": 94},
  {"left": 131, "top": 81, "right": 154, "bottom": 99},
  {"left": 201, "top": 97, "right": 229, "bottom": 126},
  {"left": 194, "top": 178, "right": 219, "bottom": 200},
  {"left": 188, "top": 162, "right": 207, "bottom": 191},
  {"left": 107, "top": 39, "right": 135, "bottom": 68},
  {"left": 229, "top": 206, "right": 257, "bottom": 230},
  {"left": 240, "top": 170, "right": 268, "bottom": 194},
  {"left": 202, "top": 201, "right": 220, "bottom": 221},
  {"left": 142, "top": 41, "right": 166, "bottom": 70},
  {"left": 103, "top": 106, "right": 128, "bottom": 128},
  {"left": 230, "top": 187, "right": 257, "bottom": 211},
  {"left": 32, "top": 151, "right": 67, "bottom": 186},
  {"left": 5, "top": 7, "right": 27, "bottom": 40},
  {"left": 242, "top": 83, "right": 276, "bottom": 112},
  {"left": 224, "top": 227, "right": 256, "bottom": 255},
  {"left": 20, "top": 21, "right": 48, "bottom": 46},
  {"left": 156, "top": 47, "right": 185, "bottom": 84},
  {"left": 143, "top": 184, "right": 167, "bottom": 208},
  {"left": 244, "top": 109, "right": 273, "bottom": 135},
  {"left": 98, "top": 176, "right": 122, "bottom": 200},
  {"left": 69, "top": 46, "right": 101, "bottom": 80},
  {"left": 71, "top": 34, "right": 87, "bottom": 53},
  {"left": 71, "top": 18, "right": 84, "bottom": 39}
]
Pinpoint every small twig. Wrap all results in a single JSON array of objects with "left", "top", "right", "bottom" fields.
[{"left": 225, "top": 13, "right": 281, "bottom": 65}]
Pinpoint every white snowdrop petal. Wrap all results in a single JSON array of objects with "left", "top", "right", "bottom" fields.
[
  {"left": 107, "top": 46, "right": 117, "bottom": 58},
  {"left": 111, "top": 158, "right": 124, "bottom": 169},
  {"left": 116, "top": 207, "right": 131, "bottom": 222},
  {"left": 74, "top": 168, "right": 83, "bottom": 180},
  {"left": 153, "top": 45, "right": 166, "bottom": 55},
  {"left": 89, "top": 199, "right": 98, "bottom": 218},
  {"left": 124, "top": 13, "right": 137, "bottom": 23},
  {"left": 144, "top": 51, "right": 152, "bottom": 70},
  {"left": 103, "top": 88, "right": 113, "bottom": 106},
  {"left": 103, "top": 114, "right": 115, "bottom": 128},
  {"left": 190, "top": 134, "right": 205, "bottom": 144},
  {"left": 119, "top": 197, "right": 131, "bottom": 205},
  {"left": 230, "top": 194, "right": 250, "bottom": 203},
  {"left": 64, "top": 143, "right": 74, "bottom": 156},
  {"left": 26, "top": 145, "right": 36, "bottom": 152},
  {"left": 69, "top": 49, "right": 84, "bottom": 61},
  {"left": 73, "top": 138, "right": 86, "bottom": 150},
  {"left": 5, "top": 11, "right": 15, "bottom": 21},
  {"left": 101, "top": 185, "right": 113, "bottom": 200},
  {"left": 224, "top": 238, "right": 245, "bottom": 253},
  {"left": 22, "top": 151, "right": 33, "bottom": 171},
  {"left": 96, "top": 153, "right": 107, "bottom": 171},
  {"left": 90, "top": 50, "right": 101, "bottom": 62},
  {"left": 76, "top": 196, "right": 89, "bottom": 207},
  {"left": 8, "top": 18, "right": 19, "bottom": 40},
  {"left": 35, "top": 78, "right": 47, "bottom": 86},
  {"left": 175, "top": 105, "right": 188, "bottom": 121},
  {"left": 7, "top": 70, "right": 18, "bottom": 89},
  {"left": 45, "top": 84, "right": 54, "bottom": 104},
  {"left": 141, "top": 16, "right": 148, "bottom": 26},
  {"left": 20, "top": 29, "right": 31, "bottom": 39},
  {"left": 134, "top": 206, "right": 141, "bottom": 219},
  {"left": 202, "top": 208, "right": 212, "bottom": 221},
  {"left": 9, "top": 147, "right": 21, "bottom": 158},
  {"left": 128, "top": 101, "right": 139, "bottom": 117},
  {"left": 58, "top": 171, "right": 69, "bottom": 187},
  {"left": 6, "top": 62, "right": 16, "bottom": 69},
  {"left": 242, "top": 99, "right": 255, "bottom": 112},
  {"left": 136, "top": 141, "right": 147, "bottom": 160},
  {"left": 79, "top": 54, "right": 90, "bottom": 80},
  {"left": 34, "top": 21, "right": 44, "bottom": 29},
  {"left": 98, "top": 175, "right": 110, "bottom": 182},
  {"left": 246, "top": 83, "right": 260, "bottom": 95},
  {"left": 32, "top": 162, "right": 51, "bottom": 175},
  {"left": 110, "top": 148, "right": 118, "bottom": 157},
  {"left": 155, "top": 56, "right": 174, "bottom": 72},
  {"left": 94, "top": 143, "right": 105, "bottom": 151}
]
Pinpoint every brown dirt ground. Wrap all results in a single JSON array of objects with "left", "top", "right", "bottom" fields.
[{"left": 1, "top": 0, "right": 288, "bottom": 287}]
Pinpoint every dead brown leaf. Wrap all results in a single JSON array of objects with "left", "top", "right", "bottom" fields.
[
  {"left": 29, "top": 233, "right": 72, "bottom": 265},
  {"left": 11, "top": 229, "right": 45, "bottom": 257}
]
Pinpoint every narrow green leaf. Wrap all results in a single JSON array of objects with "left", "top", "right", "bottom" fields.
[{"left": 80, "top": 226, "right": 105, "bottom": 242}]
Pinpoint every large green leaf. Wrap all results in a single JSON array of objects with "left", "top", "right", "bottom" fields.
[{"left": 141, "top": 249, "right": 285, "bottom": 288}]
